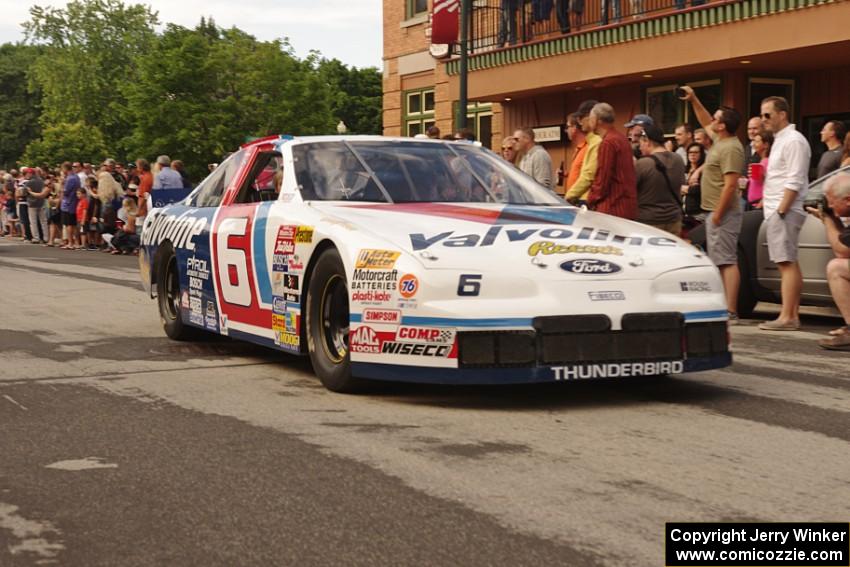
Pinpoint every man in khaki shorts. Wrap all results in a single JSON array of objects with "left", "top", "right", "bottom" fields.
[
  {"left": 681, "top": 86, "right": 745, "bottom": 324},
  {"left": 758, "top": 96, "right": 811, "bottom": 331}
]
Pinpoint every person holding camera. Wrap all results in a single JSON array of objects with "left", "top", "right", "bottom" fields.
[{"left": 806, "top": 173, "right": 850, "bottom": 350}]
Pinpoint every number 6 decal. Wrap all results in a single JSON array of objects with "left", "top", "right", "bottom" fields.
[{"left": 217, "top": 217, "right": 252, "bottom": 306}]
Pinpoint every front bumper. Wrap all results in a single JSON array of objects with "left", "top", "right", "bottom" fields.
[{"left": 351, "top": 313, "right": 732, "bottom": 384}]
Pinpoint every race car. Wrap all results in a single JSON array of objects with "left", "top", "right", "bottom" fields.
[{"left": 139, "top": 135, "right": 731, "bottom": 392}]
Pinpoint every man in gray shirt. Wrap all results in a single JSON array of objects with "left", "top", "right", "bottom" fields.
[
  {"left": 514, "top": 127, "right": 553, "bottom": 190},
  {"left": 24, "top": 167, "right": 48, "bottom": 244},
  {"left": 635, "top": 124, "right": 685, "bottom": 236},
  {"left": 816, "top": 120, "right": 846, "bottom": 179}
]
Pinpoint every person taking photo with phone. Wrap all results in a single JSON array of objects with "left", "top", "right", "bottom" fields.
[{"left": 679, "top": 85, "right": 745, "bottom": 324}]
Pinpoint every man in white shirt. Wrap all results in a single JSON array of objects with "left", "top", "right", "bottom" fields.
[{"left": 758, "top": 96, "right": 811, "bottom": 331}]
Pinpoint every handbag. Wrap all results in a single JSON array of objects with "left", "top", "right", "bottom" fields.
[
  {"left": 684, "top": 183, "right": 703, "bottom": 215},
  {"left": 648, "top": 155, "right": 684, "bottom": 210}
]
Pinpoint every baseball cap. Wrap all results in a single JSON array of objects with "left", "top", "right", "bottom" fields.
[
  {"left": 625, "top": 114, "right": 654, "bottom": 128},
  {"left": 640, "top": 124, "right": 666, "bottom": 145}
]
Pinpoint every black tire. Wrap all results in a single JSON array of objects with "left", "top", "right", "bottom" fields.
[
  {"left": 156, "top": 248, "right": 196, "bottom": 340},
  {"left": 306, "top": 248, "right": 365, "bottom": 393},
  {"left": 736, "top": 247, "right": 758, "bottom": 318}
]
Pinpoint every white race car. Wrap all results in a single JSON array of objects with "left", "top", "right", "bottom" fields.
[{"left": 140, "top": 135, "right": 731, "bottom": 392}]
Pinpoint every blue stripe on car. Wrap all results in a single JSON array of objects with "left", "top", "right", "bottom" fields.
[{"left": 253, "top": 202, "right": 274, "bottom": 304}]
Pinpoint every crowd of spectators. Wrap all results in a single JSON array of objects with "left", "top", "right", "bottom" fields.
[
  {"left": 0, "top": 155, "right": 191, "bottom": 255},
  {"left": 500, "top": 90, "right": 850, "bottom": 348}
]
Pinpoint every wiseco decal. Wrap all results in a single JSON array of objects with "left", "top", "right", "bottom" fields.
[
  {"left": 410, "top": 226, "right": 678, "bottom": 251},
  {"left": 380, "top": 342, "right": 452, "bottom": 357}
]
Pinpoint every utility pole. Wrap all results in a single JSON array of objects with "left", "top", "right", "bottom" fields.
[{"left": 456, "top": 0, "right": 471, "bottom": 130}]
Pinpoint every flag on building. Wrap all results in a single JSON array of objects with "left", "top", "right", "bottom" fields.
[{"left": 431, "top": 0, "right": 460, "bottom": 45}]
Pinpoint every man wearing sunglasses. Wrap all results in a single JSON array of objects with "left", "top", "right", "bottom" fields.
[{"left": 758, "top": 96, "right": 811, "bottom": 331}]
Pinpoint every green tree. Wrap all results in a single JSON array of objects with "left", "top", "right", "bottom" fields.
[
  {"left": 123, "top": 23, "right": 340, "bottom": 180},
  {"left": 23, "top": 0, "right": 159, "bottom": 155},
  {"left": 318, "top": 59, "right": 382, "bottom": 135},
  {"left": 0, "top": 43, "right": 43, "bottom": 169},
  {"left": 21, "top": 121, "right": 109, "bottom": 167}
]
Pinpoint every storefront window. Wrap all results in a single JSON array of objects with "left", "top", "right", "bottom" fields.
[
  {"left": 404, "top": 88, "right": 436, "bottom": 137},
  {"left": 453, "top": 101, "right": 494, "bottom": 148},
  {"left": 644, "top": 80, "right": 722, "bottom": 136},
  {"left": 748, "top": 78, "right": 795, "bottom": 121},
  {"left": 407, "top": 0, "right": 428, "bottom": 19}
]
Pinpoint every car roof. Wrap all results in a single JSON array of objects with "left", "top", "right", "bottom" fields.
[{"left": 242, "top": 134, "right": 472, "bottom": 150}]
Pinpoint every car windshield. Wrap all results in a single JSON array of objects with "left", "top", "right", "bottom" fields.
[{"left": 292, "top": 140, "right": 562, "bottom": 205}]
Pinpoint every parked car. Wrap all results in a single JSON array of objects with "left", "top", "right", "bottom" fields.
[{"left": 689, "top": 165, "right": 849, "bottom": 316}]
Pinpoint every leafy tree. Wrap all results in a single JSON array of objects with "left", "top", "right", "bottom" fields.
[
  {"left": 23, "top": 0, "right": 159, "bottom": 154},
  {"left": 124, "top": 23, "right": 342, "bottom": 179},
  {"left": 21, "top": 121, "right": 109, "bottom": 167},
  {"left": 318, "top": 59, "right": 382, "bottom": 135},
  {"left": 0, "top": 43, "right": 43, "bottom": 169}
]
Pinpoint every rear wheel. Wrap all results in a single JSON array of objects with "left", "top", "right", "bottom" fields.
[
  {"left": 157, "top": 249, "right": 196, "bottom": 340},
  {"left": 306, "top": 248, "right": 365, "bottom": 393}
]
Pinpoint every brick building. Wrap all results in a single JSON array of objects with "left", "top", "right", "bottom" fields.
[{"left": 383, "top": 0, "right": 850, "bottom": 192}]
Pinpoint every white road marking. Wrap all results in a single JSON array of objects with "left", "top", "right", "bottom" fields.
[
  {"left": 45, "top": 457, "right": 118, "bottom": 471},
  {"left": 0, "top": 502, "right": 64, "bottom": 562},
  {"left": 2, "top": 394, "right": 28, "bottom": 411}
]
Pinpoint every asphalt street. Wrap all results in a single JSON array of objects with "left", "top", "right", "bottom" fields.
[{"left": 1, "top": 238, "right": 848, "bottom": 566}]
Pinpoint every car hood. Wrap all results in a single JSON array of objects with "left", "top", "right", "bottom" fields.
[{"left": 310, "top": 202, "right": 710, "bottom": 279}]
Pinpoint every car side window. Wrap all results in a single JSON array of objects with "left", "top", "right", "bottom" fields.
[
  {"left": 234, "top": 151, "right": 283, "bottom": 204},
  {"left": 191, "top": 150, "right": 245, "bottom": 207}
]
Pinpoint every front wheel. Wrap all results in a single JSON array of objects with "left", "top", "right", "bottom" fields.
[{"left": 306, "top": 248, "right": 365, "bottom": 393}]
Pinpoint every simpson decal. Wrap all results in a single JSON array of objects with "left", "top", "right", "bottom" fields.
[{"left": 362, "top": 309, "right": 401, "bottom": 325}]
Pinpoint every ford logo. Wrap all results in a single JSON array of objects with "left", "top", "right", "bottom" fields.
[
  {"left": 559, "top": 259, "right": 622, "bottom": 275},
  {"left": 272, "top": 297, "right": 287, "bottom": 313}
]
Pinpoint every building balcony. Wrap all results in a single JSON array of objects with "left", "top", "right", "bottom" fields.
[{"left": 447, "top": 0, "right": 844, "bottom": 76}]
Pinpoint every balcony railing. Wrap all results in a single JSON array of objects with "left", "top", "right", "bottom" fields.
[{"left": 468, "top": 0, "right": 720, "bottom": 52}]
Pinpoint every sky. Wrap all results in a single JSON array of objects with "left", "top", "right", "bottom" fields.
[{"left": 0, "top": 0, "right": 384, "bottom": 69}]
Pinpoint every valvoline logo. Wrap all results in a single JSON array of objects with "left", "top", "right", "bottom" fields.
[{"left": 559, "top": 259, "right": 622, "bottom": 275}]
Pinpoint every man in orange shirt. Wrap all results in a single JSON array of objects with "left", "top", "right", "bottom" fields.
[{"left": 136, "top": 158, "right": 153, "bottom": 219}]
